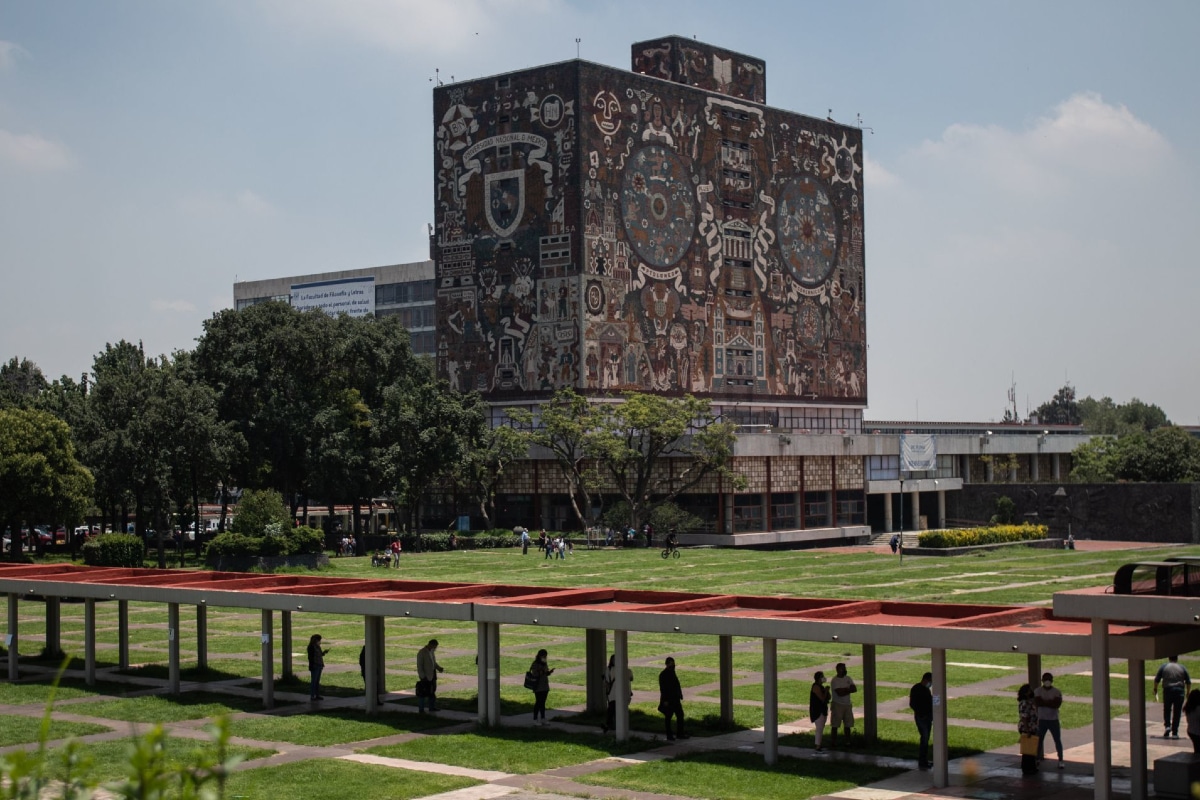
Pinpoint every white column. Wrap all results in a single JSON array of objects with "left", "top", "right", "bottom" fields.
[
  {"left": 196, "top": 605, "right": 208, "bottom": 672},
  {"left": 1129, "top": 658, "right": 1147, "bottom": 800},
  {"left": 910, "top": 488, "right": 920, "bottom": 531},
  {"left": 883, "top": 492, "right": 893, "bottom": 533},
  {"left": 932, "top": 648, "right": 948, "bottom": 788},
  {"left": 936, "top": 491, "right": 946, "bottom": 530},
  {"left": 1093, "top": 619, "right": 1111, "bottom": 800},
  {"left": 261, "top": 609, "right": 274, "bottom": 710},
  {"left": 1052, "top": 453, "right": 1062, "bottom": 479},
  {"left": 763, "top": 637, "right": 778, "bottom": 765},
  {"left": 1009, "top": 462, "right": 1018, "bottom": 482},
  {"left": 280, "top": 610, "right": 292, "bottom": 680},
  {"left": 168, "top": 603, "right": 181, "bottom": 695},
  {"left": 84, "top": 598, "right": 96, "bottom": 685},
  {"left": 615, "top": 630, "right": 630, "bottom": 741},
  {"left": 476, "top": 622, "right": 488, "bottom": 724},
  {"left": 486, "top": 622, "right": 500, "bottom": 726},
  {"left": 1031, "top": 453, "right": 1040, "bottom": 481},
  {"left": 985, "top": 460, "right": 994, "bottom": 483}
]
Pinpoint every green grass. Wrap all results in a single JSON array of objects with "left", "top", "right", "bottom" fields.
[
  {"left": 0, "top": 715, "right": 112, "bottom": 746},
  {"left": 394, "top": 686, "right": 589, "bottom": 716},
  {"left": 1000, "top": 673, "right": 1132, "bottom": 702},
  {"left": 222, "top": 759, "right": 481, "bottom": 800},
  {"left": 365, "top": 725, "right": 649, "bottom": 773},
  {"left": 77, "top": 691, "right": 291, "bottom": 723},
  {"left": 230, "top": 707, "right": 453, "bottom": 746},
  {"left": 779, "top": 717, "right": 1017, "bottom": 759},
  {"left": 577, "top": 749, "right": 905, "bottom": 800},
  {"left": 47, "top": 737, "right": 274, "bottom": 785},
  {"left": 941, "top": 693, "right": 1120, "bottom": 727},
  {"left": 0, "top": 677, "right": 141, "bottom": 706}
]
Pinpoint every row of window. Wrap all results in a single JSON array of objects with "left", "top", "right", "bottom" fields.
[
  {"left": 377, "top": 306, "right": 436, "bottom": 329},
  {"left": 376, "top": 280, "right": 435, "bottom": 305}
]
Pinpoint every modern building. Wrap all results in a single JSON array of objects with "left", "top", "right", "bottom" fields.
[{"left": 232, "top": 260, "right": 437, "bottom": 356}]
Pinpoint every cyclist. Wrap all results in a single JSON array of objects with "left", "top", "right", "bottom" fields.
[{"left": 665, "top": 529, "right": 678, "bottom": 554}]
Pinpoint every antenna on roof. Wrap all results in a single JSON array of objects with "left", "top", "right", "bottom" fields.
[
  {"left": 575, "top": 38, "right": 581, "bottom": 58},
  {"left": 855, "top": 113, "right": 875, "bottom": 134}
]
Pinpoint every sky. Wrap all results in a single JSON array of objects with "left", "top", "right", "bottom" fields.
[{"left": 1, "top": 0, "right": 1197, "bottom": 424}]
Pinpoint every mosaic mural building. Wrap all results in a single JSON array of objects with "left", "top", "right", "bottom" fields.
[{"left": 433, "top": 38, "right": 870, "bottom": 536}]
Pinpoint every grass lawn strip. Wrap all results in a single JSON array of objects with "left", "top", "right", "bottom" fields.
[
  {"left": 365, "top": 726, "right": 650, "bottom": 773},
  {"left": 0, "top": 715, "right": 112, "bottom": 747},
  {"left": 230, "top": 707, "right": 454, "bottom": 746},
  {"left": 77, "top": 691, "right": 292, "bottom": 723},
  {"left": 222, "top": 758, "right": 481, "bottom": 800},
  {"left": 779, "top": 717, "right": 1017, "bottom": 759},
  {"left": 576, "top": 749, "right": 905, "bottom": 800},
  {"left": 46, "top": 738, "right": 274, "bottom": 785}
]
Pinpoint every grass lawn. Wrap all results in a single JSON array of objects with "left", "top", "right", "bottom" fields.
[
  {"left": 779, "top": 717, "right": 1017, "bottom": 759},
  {"left": 942, "top": 693, "right": 1121, "bottom": 728},
  {"left": 230, "top": 707, "right": 453, "bottom": 746},
  {"left": 1000, "top": 673, "right": 1133, "bottom": 702},
  {"left": 222, "top": 759, "right": 481, "bottom": 800},
  {"left": 577, "top": 749, "right": 905, "bottom": 800},
  {"left": 365, "top": 725, "right": 650, "bottom": 773},
  {"left": 0, "top": 715, "right": 112, "bottom": 746},
  {"left": 393, "top": 686, "right": 589, "bottom": 717},
  {"left": 77, "top": 691, "right": 291, "bottom": 723},
  {"left": 47, "top": 737, "right": 275, "bottom": 785},
  {"left": 0, "top": 677, "right": 139, "bottom": 706}
]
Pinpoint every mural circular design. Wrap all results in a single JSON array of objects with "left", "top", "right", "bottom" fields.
[
  {"left": 620, "top": 145, "right": 695, "bottom": 268},
  {"left": 777, "top": 176, "right": 839, "bottom": 287}
]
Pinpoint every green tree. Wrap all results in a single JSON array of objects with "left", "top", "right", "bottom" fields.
[
  {"left": 1113, "top": 426, "right": 1200, "bottom": 483},
  {"left": 1035, "top": 384, "right": 1081, "bottom": 426},
  {"left": 587, "top": 392, "right": 742, "bottom": 530},
  {"left": 1079, "top": 395, "right": 1170, "bottom": 435},
  {"left": 507, "top": 389, "right": 600, "bottom": 531},
  {"left": 1068, "top": 437, "right": 1117, "bottom": 482},
  {"left": 459, "top": 422, "right": 527, "bottom": 530},
  {"left": 0, "top": 357, "right": 49, "bottom": 409},
  {"left": 230, "top": 489, "right": 291, "bottom": 535},
  {"left": 0, "top": 407, "right": 93, "bottom": 556}
]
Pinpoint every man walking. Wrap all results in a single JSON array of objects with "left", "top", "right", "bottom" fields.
[
  {"left": 416, "top": 639, "right": 444, "bottom": 713},
  {"left": 1034, "top": 671, "right": 1065, "bottom": 768},
  {"left": 658, "top": 657, "right": 688, "bottom": 741},
  {"left": 828, "top": 662, "right": 857, "bottom": 747},
  {"left": 1155, "top": 655, "right": 1192, "bottom": 738},
  {"left": 909, "top": 671, "right": 933, "bottom": 769}
]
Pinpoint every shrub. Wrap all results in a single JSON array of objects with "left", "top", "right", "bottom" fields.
[
  {"left": 206, "top": 525, "right": 327, "bottom": 559},
  {"left": 918, "top": 523, "right": 1048, "bottom": 549},
  {"left": 230, "top": 489, "right": 290, "bottom": 536},
  {"left": 81, "top": 533, "right": 144, "bottom": 567}
]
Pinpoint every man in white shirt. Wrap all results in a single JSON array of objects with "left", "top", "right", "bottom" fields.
[{"left": 828, "top": 662, "right": 857, "bottom": 747}]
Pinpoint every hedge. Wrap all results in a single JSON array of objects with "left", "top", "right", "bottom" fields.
[
  {"left": 81, "top": 533, "right": 145, "bottom": 567},
  {"left": 206, "top": 526, "right": 326, "bottom": 559},
  {"left": 390, "top": 529, "right": 522, "bottom": 553},
  {"left": 917, "top": 523, "right": 1049, "bottom": 549}
]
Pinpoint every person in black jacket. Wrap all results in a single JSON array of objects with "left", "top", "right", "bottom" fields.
[
  {"left": 909, "top": 671, "right": 933, "bottom": 769},
  {"left": 658, "top": 657, "right": 688, "bottom": 741}
]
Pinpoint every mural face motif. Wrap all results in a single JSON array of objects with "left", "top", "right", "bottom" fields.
[
  {"left": 777, "top": 177, "right": 838, "bottom": 288},
  {"left": 620, "top": 145, "right": 695, "bottom": 268}
]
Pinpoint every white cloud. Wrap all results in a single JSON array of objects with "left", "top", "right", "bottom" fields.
[
  {"left": 0, "top": 40, "right": 27, "bottom": 70},
  {"left": 863, "top": 150, "right": 898, "bottom": 190},
  {"left": 257, "top": 0, "right": 559, "bottom": 55},
  {"left": 0, "top": 129, "right": 72, "bottom": 170},
  {"left": 151, "top": 299, "right": 197, "bottom": 313}
]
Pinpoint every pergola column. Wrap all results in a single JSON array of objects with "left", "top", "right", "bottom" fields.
[
  {"left": 859, "top": 644, "right": 877, "bottom": 743},
  {"left": 84, "top": 598, "right": 96, "bottom": 685},
  {"left": 1092, "top": 619, "right": 1111, "bottom": 800},
  {"left": 763, "top": 637, "right": 778, "bottom": 765},
  {"left": 614, "top": 630, "right": 629, "bottom": 741},
  {"left": 477, "top": 622, "right": 488, "bottom": 724},
  {"left": 1128, "top": 658, "right": 1147, "bottom": 800},
  {"left": 196, "top": 604, "right": 208, "bottom": 671},
  {"left": 585, "top": 629, "right": 607, "bottom": 713},
  {"left": 364, "top": 615, "right": 381, "bottom": 714},
  {"left": 6, "top": 593, "right": 18, "bottom": 680},
  {"left": 168, "top": 602, "right": 181, "bottom": 695},
  {"left": 719, "top": 634, "right": 734, "bottom": 725},
  {"left": 117, "top": 600, "right": 129, "bottom": 669},
  {"left": 485, "top": 622, "right": 500, "bottom": 725},
  {"left": 261, "top": 609, "right": 274, "bottom": 710},
  {"left": 44, "top": 596, "right": 62, "bottom": 659},
  {"left": 280, "top": 610, "right": 293, "bottom": 680},
  {"left": 1026, "top": 654, "right": 1042, "bottom": 692},
  {"left": 932, "top": 647, "right": 948, "bottom": 788}
]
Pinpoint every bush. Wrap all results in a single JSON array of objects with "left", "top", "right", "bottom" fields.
[
  {"left": 81, "top": 533, "right": 144, "bottom": 567},
  {"left": 230, "top": 489, "right": 290, "bottom": 536},
  {"left": 918, "top": 523, "right": 1048, "bottom": 549},
  {"left": 391, "top": 530, "right": 521, "bottom": 552},
  {"left": 205, "top": 526, "right": 326, "bottom": 559}
]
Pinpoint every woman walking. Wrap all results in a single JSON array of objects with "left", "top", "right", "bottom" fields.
[
  {"left": 1018, "top": 684, "right": 1039, "bottom": 775},
  {"left": 530, "top": 648, "right": 555, "bottom": 725}
]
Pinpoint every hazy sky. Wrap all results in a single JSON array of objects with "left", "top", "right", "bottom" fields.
[{"left": 1, "top": 1, "right": 1196, "bottom": 423}]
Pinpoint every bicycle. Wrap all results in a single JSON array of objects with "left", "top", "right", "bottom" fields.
[{"left": 661, "top": 543, "right": 680, "bottom": 559}]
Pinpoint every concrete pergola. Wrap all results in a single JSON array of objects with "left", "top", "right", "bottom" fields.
[{"left": 3, "top": 563, "right": 1196, "bottom": 800}]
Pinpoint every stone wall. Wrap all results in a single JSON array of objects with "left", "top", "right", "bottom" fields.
[{"left": 947, "top": 483, "right": 1200, "bottom": 544}]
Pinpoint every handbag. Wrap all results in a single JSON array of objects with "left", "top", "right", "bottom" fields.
[
  {"left": 1019, "top": 733, "right": 1039, "bottom": 756},
  {"left": 524, "top": 670, "right": 539, "bottom": 691},
  {"left": 415, "top": 678, "right": 431, "bottom": 698}
]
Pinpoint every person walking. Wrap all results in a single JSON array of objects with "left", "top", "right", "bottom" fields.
[
  {"left": 390, "top": 536, "right": 401, "bottom": 568},
  {"left": 306, "top": 634, "right": 328, "bottom": 701},
  {"left": 809, "top": 671, "right": 831, "bottom": 752},
  {"left": 416, "top": 639, "right": 444, "bottom": 713},
  {"left": 519, "top": 527, "right": 529, "bottom": 555},
  {"left": 1185, "top": 689, "right": 1200, "bottom": 753},
  {"left": 1034, "top": 672, "right": 1065, "bottom": 768},
  {"left": 909, "top": 671, "right": 933, "bottom": 769},
  {"left": 828, "top": 662, "right": 857, "bottom": 747},
  {"left": 529, "top": 648, "right": 555, "bottom": 725},
  {"left": 1018, "top": 684, "right": 1040, "bottom": 775},
  {"left": 658, "top": 657, "right": 688, "bottom": 740},
  {"left": 1154, "top": 655, "right": 1192, "bottom": 738}
]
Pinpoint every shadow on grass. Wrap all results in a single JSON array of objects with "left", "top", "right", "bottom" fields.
[
  {"left": 559, "top": 707, "right": 750, "bottom": 738},
  {"left": 118, "top": 663, "right": 252, "bottom": 683}
]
